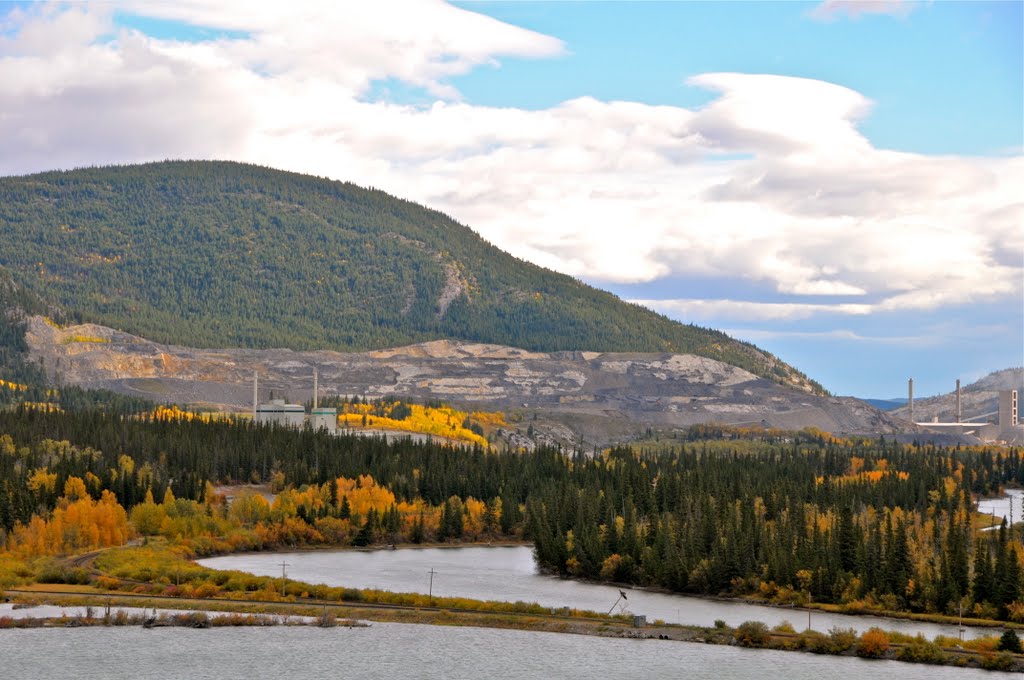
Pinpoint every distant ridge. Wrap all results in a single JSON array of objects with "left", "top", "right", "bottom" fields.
[
  {"left": 891, "top": 368, "right": 1023, "bottom": 423},
  {"left": 862, "top": 398, "right": 907, "bottom": 411},
  {"left": 0, "top": 160, "right": 820, "bottom": 392}
]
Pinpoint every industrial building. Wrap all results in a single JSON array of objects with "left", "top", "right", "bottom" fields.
[
  {"left": 309, "top": 369, "right": 337, "bottom": 434},
  {"left": 252, "top": 370, "right": 337, "bottom": 435},
  {"left": 908, "top": 378, "right": 1022, "bottom": 443},
  {"left": 998, "top": 389, "right": 1022, "bottom": 443},
  {"left": 999, "top": 389, "right": 1018, "bottom": 430},
  {"left": 310, "top": 407, "right": 338, "bottom": 432},
  {"left": 255, "top": 399, "right": 306, "bottom": 428}
]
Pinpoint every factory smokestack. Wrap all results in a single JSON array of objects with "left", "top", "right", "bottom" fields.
[
  {"left": 253, "top": 370, "right": 258, "bottom": 419},
  {"left": 313, "top": 368, "right": 318, "bottom": 410},
  {"left": 908, "top": 378, "right": 914, "bottom": 423},
  {"left": 956, "top": 379, "right": 961, "bottom": 424}
]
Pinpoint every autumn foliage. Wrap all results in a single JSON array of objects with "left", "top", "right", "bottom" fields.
[
  {"left": 5, "top": 481, "right": 131, "bottom": 557},
  {"left": 856, "top": 628, "right": 890, "bottom": 658},
  {"left": 336, "top": 400, "right": 500, "bottom": 447}
]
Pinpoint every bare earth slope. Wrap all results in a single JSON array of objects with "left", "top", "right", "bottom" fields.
[{"left": 28, "top": 317, "right": 906, "bottom": 448}]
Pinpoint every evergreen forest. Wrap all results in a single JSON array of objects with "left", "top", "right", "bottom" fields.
[
  {"left": 1, "top": 406, "right": 1021, "bottom": 623},
  {"left": 0, "top": 161, "right": 818, "bottom": 391}
]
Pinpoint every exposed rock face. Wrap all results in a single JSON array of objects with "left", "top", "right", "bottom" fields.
[{"left": 27, "top": 316, "right": 909, "bottom": 447}]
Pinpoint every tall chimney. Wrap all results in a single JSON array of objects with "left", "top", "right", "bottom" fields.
[
  {"left": 908, "top": 378, "right": 914, "bottom": 423},
  {"left": 955, "top": 379, "right": 961, "bottom": 423},
  {"left": 313, "top": 368, "right": 318, "bottom": 410},
  {"left": 253, "top": 370, "right": 258, "bottom": 419}
]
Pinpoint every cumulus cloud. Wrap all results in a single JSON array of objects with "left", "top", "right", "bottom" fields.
[{"left": 0, "top": 0, "right": 1019, "bottom": 326}]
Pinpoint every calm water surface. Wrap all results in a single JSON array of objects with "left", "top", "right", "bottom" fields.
[
  {"left": 978, "top": 489, "right": 1024, "bottom": 528},
  {"left": 200, "top": 546, "right": 1003, "bottom": 640},
  {"left": 0, "top": 624, "right": 1013, "bottom": 680}
]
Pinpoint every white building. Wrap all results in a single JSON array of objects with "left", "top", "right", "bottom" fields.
[
  {"left": 251, "top": 369, "right": 338, "bottom": 434},
  {"left": 311, "top": 406, "right": 338, "bottom": 434},
  {"left": 255, "top": 399, "right": 306, "bottom": 428}
]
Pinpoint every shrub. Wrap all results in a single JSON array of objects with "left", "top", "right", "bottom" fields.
[
  {"left": 797, "top": 630, "right": 829, "bottom": 653},
  {"left": 734, "top": 620, "right": 771, "bottom": 647},
  {"left": 37, "top": 565, "right": 91, "bottom": 585},
  {"left": 856, "top": 628, "right": 890, "bottom": 658},
  {"left": 980, "top": 652, "right": 1014, "bottom": 672},
  {"left": 827, "top": 627, "right": 858, "bottom": 654},
  {"left": 192, "top": 582, "right": 220, "bottom": 598},
  {"left": 713, "top": 619, "right": 727, "bottom": 629},
  {"left": 961, "top": 635, "right": 999, "bottom": 652},
  {"left": 317, "top": 608, "right": 337, "bottom": 628},
  {"left": 772, "top": 620, "right": 795, "bottom": 634},
  {"left": 95, "top": 576, "right": 122, "bottom": 591},
  {"left": 897, "top": 635, "right": 946, "bottom": 664},
  {"left": 997, "top": 629, "right": 1022, "bottom": 654}
]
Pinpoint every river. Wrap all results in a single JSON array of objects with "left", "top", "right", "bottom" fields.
[
  {"left": 199, "top": 545, "right": 1002, "bottom": 640},
  {"left": 0, "top": 624, "right": 1013, "bottom": 679}
]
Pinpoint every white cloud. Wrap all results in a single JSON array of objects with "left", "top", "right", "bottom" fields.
[
  {"left": 723, "top": 328, "right": 942, "bottom": 347},
  {"left": 0, "top": 0, "right": 1019, "bottom": 324},
  {"left": 808, "top": 1, "right": 917, "bottom": 22},
  {"left": 120, "top": 0, "right": 565, "bottom": 98},
  {"left": 630, "top": 298, "right": 875, "bottom": 322},
  {"left": 723, "top": 321, "right": 1015, "bottom": 349}
]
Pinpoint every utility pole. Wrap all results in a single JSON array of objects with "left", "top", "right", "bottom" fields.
[
  {"left": 608, "top": 589, "right": 628, "bottom": 615},
  {"left": 428, "top": 568, "right": 437, "bottom": 600},
  {"left": 280, "top": 560, "right": 289, "bottom": 597}
]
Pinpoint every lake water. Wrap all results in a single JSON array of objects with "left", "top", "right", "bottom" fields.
[
  {"left": 0, "top": 602, "right": 310, "bottom": 623},
  {"left": 978, "top": 489, "right": 1024, "bottom": 530},
  {"left": 199, "top": 545, "right": 1002, "bottom": 640},
  {"left": 0, "top": 623, "right": 1013, "bottom": 680}
]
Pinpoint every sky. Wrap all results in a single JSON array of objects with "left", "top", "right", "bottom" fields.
[{"left": 0, "top": 0, "right": 1020, "bottom": 398}]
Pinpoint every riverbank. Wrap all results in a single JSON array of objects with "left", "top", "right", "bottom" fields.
[
  {"left": 195, "top": 538, "right": 533, "bottom": 559},
  {"left": 4, "top": 588, "right": 1022, "bottom": 672},
  {"left": 201, "top": 539, "right": 1024, "bottom": 633},
  {"left": 8, "top": 539, "right": 1023, "bottom": 674}
]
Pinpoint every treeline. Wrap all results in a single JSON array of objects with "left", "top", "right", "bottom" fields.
[
  {"left": 0, "top": 161, "right": 819, "bottom": 391},
  {"left": 0, "top": 278, "right": 153, "bottom": 413},
  {"left": 0, "top": 271, "right": 50, "bottom": 389},
  {"left": 528, "top": 445, "right": 1024, "bottom": 620},
  {"left": 1, "top": 408, "right": 1022, "bottom": 620},
  {"left": 0, "top": 408, "right": 543, "bottom": 534}
]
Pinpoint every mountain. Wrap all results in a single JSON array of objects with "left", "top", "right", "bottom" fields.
[
  {"left": 24, "top": 317, "right": 905, "bottom": 449},
  {"left": 0, "top": 161, "right": 820, "bottom": 392},
  {"left": 890, "top": 368, "right": 1023, "bottom": 424},
  {"left": 861, "top": 398, "right": 907, "bottom": 411}
]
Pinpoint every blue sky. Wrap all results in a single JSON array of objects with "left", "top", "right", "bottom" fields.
[
  {"left": 0, "top": 0, "right": 1020, "bottom": 398},
  {"left": 453, "top": 1, "right": 1022, "bottom": 156}
]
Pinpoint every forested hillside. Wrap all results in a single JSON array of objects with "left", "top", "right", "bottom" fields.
[
  {"left": 1, "top": 410, "right": 1021, "bottom": 622},
  {"left": 0, "top": 161, "right": 818, "bottom": 392},
  {"left": 0, "top": 272, "right": 153, "bottom": 413}
]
